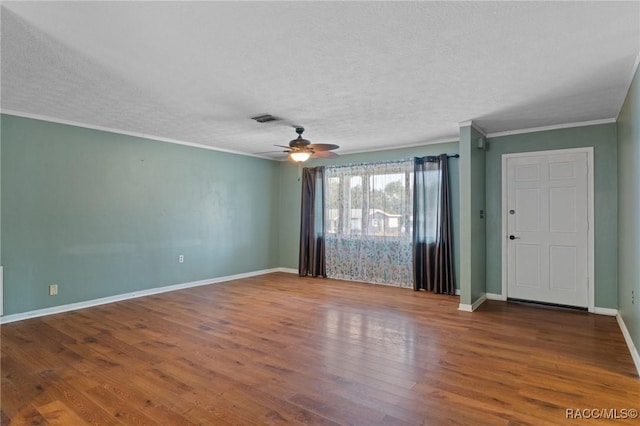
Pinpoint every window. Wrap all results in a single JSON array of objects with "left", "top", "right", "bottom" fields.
[
  {"left": 325, "top": 161, "right": 413, "bottom": 239},
  {"left": 324, "top": 160, "right": 415, "bottom": 287},
  {"left": 303, "top": 155, "right": 453, "bottom": 292}
]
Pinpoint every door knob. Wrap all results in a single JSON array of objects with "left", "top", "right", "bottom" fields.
[{"left": 509, "top": 235, "right": 520, "bottom": 240}]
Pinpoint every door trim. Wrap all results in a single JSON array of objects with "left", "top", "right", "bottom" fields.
[{"left": 501, "top": 147, "right": 595, "bottom": 312}]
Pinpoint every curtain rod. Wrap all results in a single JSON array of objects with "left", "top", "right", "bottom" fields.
[
  {"left": 312, "top": 154, "right": 459, "bottom": 170},
  {"left": 422, "top": 154, "right": 459, "bottom": 159}
]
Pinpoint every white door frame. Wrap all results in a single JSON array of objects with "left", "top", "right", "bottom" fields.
[{"left": 501, "top": 147, "right": 595, "bottom": 312}]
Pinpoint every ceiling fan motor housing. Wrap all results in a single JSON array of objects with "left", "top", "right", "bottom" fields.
[
  {"left": 290, "top": 138, "right": 311, "bottom": 148},
  {"left": 290, "top": 127, "right": 311, "bottom": 148}
]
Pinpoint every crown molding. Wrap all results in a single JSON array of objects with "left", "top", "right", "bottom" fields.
[
  {"left": 458, "top": 120, "right": 487, "bottom": 137},
  {"left": 616, "top": 51, "right": 640, "bottom": 121},
  {"left": 336, "top": 137, "right": 459, "bottom": 157},
  {"left": 0, "top": 110, "right": 274, "bottom": 161},
  {"left": 486, "top": 118, "right": 616, "bottom": 139}
]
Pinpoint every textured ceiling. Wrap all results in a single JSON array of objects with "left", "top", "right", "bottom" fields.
[{"left": 1, "top": 1, "right": 639, "bottom": 159}]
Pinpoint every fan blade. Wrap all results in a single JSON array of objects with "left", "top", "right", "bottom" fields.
[
  {"left": 289, "top": 139, "right": 310, "bottom": 149},
  {"left": 253, "top": 150, "right": 289, "bottom": 154},
  {"left": 308, "top": 143, "right": 339, "bottom": 151},
  {"left": 311, "top": 151, "right": 338, "bottom": 159},
  {"left": 274, "top": 144, "right": 293, "bottom": 150}
]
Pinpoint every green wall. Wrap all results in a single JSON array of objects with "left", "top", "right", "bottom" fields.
[
  {"left": 0, "top": 113, "right": 627, "bottom": 318},
  {"left": 617, "top": 63, "right": 640, "bottom": 353},
  {"left": 277, "top": 142, "right": 461, "bottom": 289},
  {"left": 1, "top": 114, "right": 279, "bottom": 315},
  {"left": 0, "top": 118, "right": 2, "bottom": 264},
  {"left": 485, "top": 123, "right": 618, "bottom": 309},
  {"left": 0, "top": 122, "right": 2, "bottom": 315},
  {"left": 459, "top": 126, "right": 486, "bottom": 305}
]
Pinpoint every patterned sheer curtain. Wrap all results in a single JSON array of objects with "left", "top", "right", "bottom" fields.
[
  {"left": 413, "top": 155, "right": 455, "bottom": 294},
  {"left": 324, "top": 159, "right": 414, "bottom": 287},
  {"left": 299, "top": 166, "right": 326, "bottom": 277}
]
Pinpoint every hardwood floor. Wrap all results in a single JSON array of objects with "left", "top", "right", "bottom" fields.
[{"left": 2, "top": 272, "right": 638, "bottom": 425}]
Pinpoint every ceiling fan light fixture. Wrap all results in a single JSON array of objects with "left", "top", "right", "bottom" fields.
[{"left": 290, "top": 151, "right": 311, "bottom": 162}]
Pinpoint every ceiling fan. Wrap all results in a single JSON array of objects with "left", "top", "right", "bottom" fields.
[{"left": 275, "top": 127, "right": 339, "bottom": 162}]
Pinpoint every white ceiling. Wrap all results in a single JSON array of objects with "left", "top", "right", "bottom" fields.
[{"left": 2, "top": 1, "right": 639, "bottom": 159}]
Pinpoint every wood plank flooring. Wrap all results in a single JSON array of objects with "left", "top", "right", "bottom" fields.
[{"left": 1, "top": 272, "right": 639, "bottom": 425}]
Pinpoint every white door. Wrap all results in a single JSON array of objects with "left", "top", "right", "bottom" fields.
[{"left": 505, "top": 151, "right": 590, "bottom": 308}]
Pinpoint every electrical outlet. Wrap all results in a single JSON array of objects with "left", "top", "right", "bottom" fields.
[
  {"left": 178, "top": 255, "right": 184, "bottom": 263},
  {"left": 632, "top": 290, "right": 635, "bottom": 304},
  {"left": 49, "top": 284, "right": 58, "bottom": 296}
]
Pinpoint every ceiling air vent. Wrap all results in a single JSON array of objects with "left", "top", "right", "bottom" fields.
[{"left": 251, "top": 114, "right": 280, "bottom": 123}]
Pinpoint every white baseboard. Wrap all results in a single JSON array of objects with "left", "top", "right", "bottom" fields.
[
  {"left": 480, "top": 293, "right": 616, "bottom": 314},
  {"left": 459, "top": 294, "right": 487, "bottom": 312},
  {"left": 594, "top": 307, "right": 618, "bottom": 316},
  {"left": 616, "top": 313, "right": 640, "bottom": 377},
  {"left": 487, "top": 292, "right": 507, "bottom": 301},
  {"left": 472, "top": 294, "right": 488, "bottom": 310},
  {"left": 458, "top": 303, "right": 473, "bottom": 312},
  {"left": 0, "top": 268, "right": 286, "bottom": 324},
  {"left": 276, "top": 267, "right": 299, "bottom": 274}
]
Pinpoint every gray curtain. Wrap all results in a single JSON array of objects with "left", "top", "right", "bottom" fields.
[
  {"left": 299, "top": 166, "right": 326, "bottom": 277},
  {"left": 413, "top": 154, "right": 454, "bottom": 294}
]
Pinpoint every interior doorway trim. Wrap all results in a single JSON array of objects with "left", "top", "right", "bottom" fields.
[{"left": 501, "top": 147, "right": 595, "bottom": 312}]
